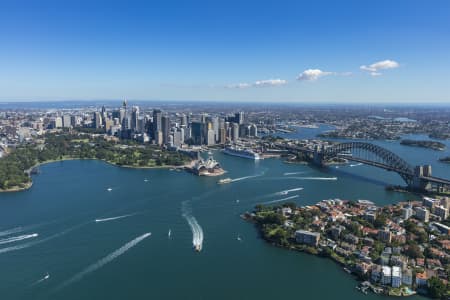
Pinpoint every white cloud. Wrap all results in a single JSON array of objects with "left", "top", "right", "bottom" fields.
[
  {"left": 297, "top": 69, "right": 333, "bottom": 81},
  {"left": 226, "top": 83, "right": 251, "bottom": 89},
  {"left": 360, "top": 59, "right": 399, "bottom": 75},
  {"left": 226, "top": 78, "right": 287, "bottom": 88},
  {"left": 253, "top": 79, "right": 287, "bottom": 87}
]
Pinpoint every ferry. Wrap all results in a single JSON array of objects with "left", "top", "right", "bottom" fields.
[
  {"left": 217, "top": 178, "right": 232, "bottom": 184},
  {"left": 223, "top": 146, "right": 261, "bottom": 160}
]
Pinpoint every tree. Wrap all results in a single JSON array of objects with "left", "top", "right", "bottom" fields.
[
  {"left": 427, "top": 277, "right": 447, "bottom": 299},
  {"left": 405, "top": 243, "right": 423, "bottom": 259},
  {"left": 374, "top": 214, "right": 387, "bottom": 228}
]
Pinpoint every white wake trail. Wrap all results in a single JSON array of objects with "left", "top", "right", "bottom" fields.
[
  {"left": 286, "top": 176, "right": 337, "bottom": 181},
  {"left": 261, "top": 195, "right": 299, "bottom": 205},
  {"left": 30, "top": 273, "right": 50, "bottom": 287},
  {"left": 275, "top": 187, "right": 304, "bottom": 195},
  {"left": 0, "top": 233, "right": 38, "bottom": 245},
  {"left": 182, "top": 201, "right": 204, "bottom": 250},
  {"left": 230, "top": 171, "right": 266, "bottom": 183},
  {"left": 349, "top": 163, "right": 363, "bottom": 167},
  {"left": 56, "top": 232, "right": 151, "bottom": 291},
  {"left": 95, "top": 213, "right": 136, "bottom": 223},
  {"left": 0, "top": 227, "right": 25, "bottom": 238},
  {"left": 283, "top": 172, "right": 306, "bottom": 176},
  {"left": 0, "top": 222, "right": 88, "bottom": 255}
]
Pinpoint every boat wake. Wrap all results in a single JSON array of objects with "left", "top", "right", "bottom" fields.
[
  {"left": 30, "top": 273, "right": 50, "bottom": 286},
  {"left": 283, "top": 172, "right": 306, "bottom": 176},
  {"left": 0, "top": 221, "right": 89, "bottom": 255},
  {"left": 349, "top": 163, "right": 363, "bottom": 167},
  {"left": 0, "top": 226, "right": 26, "bottom": 238},
  {"left": 0, "top": 233, "right": 38, "bottom": 245},
  {"left": 56, "top": 232, "right": 151, "bottom": 291},
  {"left": 95, "top": 213, "right": 136, "bottom": 223},
  {"left": 0, "top": 223, "right": 41, "bottom": 238},
  {"left": 230, "top": 173, "right": 262, "bottom": 183},
  {"left": 286, "top": 176, "right": 337, "bottom": 181},
  {"left": 261, "top": 195, "right": 299, "bottom": 205},
  {"left": 275, "top": 187, "right": 304, "bottom": 195},
  {"left": 182, "top": 201, "right": 204, "bottom": 251}
]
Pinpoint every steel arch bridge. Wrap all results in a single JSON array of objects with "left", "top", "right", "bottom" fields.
[{"left": 321, "top": 142, "right": 415, "bottom": 184}]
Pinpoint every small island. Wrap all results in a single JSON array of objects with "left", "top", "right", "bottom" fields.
[
  {"left": 244, "top": 198, "right": 449, "bottom": 299},
  {"left": 400, "top": 139, "right": 446, "bottom": 151},
  {"left": 0, "top": 131, "right": 194, "bottom": 192}
]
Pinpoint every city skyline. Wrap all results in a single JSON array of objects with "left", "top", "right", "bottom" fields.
[{"left": 1, "top": 0, "right": 449, "bottom": 103}]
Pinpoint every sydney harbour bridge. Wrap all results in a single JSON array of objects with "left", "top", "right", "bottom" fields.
[{"left": 278, "top": 141, "right": 450, "bottom": 192}]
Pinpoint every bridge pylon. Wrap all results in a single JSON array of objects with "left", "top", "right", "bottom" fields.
[{"left": 410, "top": 165, "right": 433, "bottom": 191}]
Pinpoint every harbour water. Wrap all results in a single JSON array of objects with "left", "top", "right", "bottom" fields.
[{"left": 0, "top": 127, "right": 449, "bottom": 299}]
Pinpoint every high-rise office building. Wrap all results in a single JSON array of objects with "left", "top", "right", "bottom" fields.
[
  {"left": 235, "top": 112, "right": 245, "bottom": 124},
  {"left": 152, "top": 109, "right": 162, "bottom": 139},
  {"left": 161, "top": 115, "right": 170, "bottom": 144},
  {"left": 191, "top": 121, "right": 204, "bottom": 145},
  {"left": 54, "top": 117, "right": 63, "bottom": 128},
  {"left": 207, "top": 129, "right": 215, "bottom": 146},
  {"left": 62, "top": 115, "right": 72, "bottom": 128},
  {"left": 131, "top": 106, "right": 140, "bottom": 132},
  {"left": 180, "top": 114, "right": 188, "bottom": 127},
  {"left": 93, "top": 112, "right": 102, "bottom": 129},
  {"left": 232, "top": 123, "right": 239, "bottom": 142},
  {"left": 249, "top": 124, "right": 258, "bottom": 137}
]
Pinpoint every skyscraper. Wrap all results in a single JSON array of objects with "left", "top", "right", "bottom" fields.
[
  {"left": 152, "top": 109, "right": 162, "bottom": 139},
  {"left": 235, "top": 112, "right": 245, "bottom": 125},
  {"left": 131, "top": 106, "right": 140, "bottom": 132},
  {"left": 161, "top": 115, "right": 170, "bottom": 144},
  {"left": 93, "top": 112, "right": 102, "bottom": 129},
  {"left": 191, "top": 121, "right": 204, "bottom": 145},
  {"left": 62, "top": 115, "right": 72, "bottom": 128},
  {"left": 232, "top": 123, "right": 239, "bottom": 142}
]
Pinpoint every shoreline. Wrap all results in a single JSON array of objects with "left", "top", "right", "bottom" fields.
[{"left": 1, "top": 157, "right": 194, "bottom": 193}]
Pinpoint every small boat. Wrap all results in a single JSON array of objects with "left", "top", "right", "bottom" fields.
[
  {"left": 218, "top": 178, "right": 232, "bottom": 184},
  {"left": 107, "top": 188, "right": 112, "bottom": 192},
  {"left": 144, "top": 178, "right": 149, "bottom": 182},
  {"left": 168, "top": 229, "right": 171, "bottom": 238},
  {"left": 194, "top": 244, "right": 202, "bottom": 252},
  {"left": 237, "top": 235, "right": 242, "bottom": 241},
  {"left": 44, "top": 273, "right": 50, "bottom": 280},
  {"left": 236, "top": 199, "right": 240, "bottom": 203}
]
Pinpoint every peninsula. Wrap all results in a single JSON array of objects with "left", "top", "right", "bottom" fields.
[{"left": 244, "top": 197, "right": 449, "bottom": 299}]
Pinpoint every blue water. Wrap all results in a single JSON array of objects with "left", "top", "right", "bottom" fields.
[{"left": 0, "top": 126, "right": 447, "bottom": 299}]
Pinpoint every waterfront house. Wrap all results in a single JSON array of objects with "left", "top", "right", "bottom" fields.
[
  {"left": 371, "top": 265, "right": 382, "bottom": 283},
  {"left": 415, "top": 271, "right": 428, "bottom": 287},
  {"left": 381, "top": 266, "right": 392, "bottom": 286},
  {"left": 402, "top": 268, "right": 413, "bottom": 286},
  {"left": 391, "top": 266, "right": 402, "bottom": 288}
]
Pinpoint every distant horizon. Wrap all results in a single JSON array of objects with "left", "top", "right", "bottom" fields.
[{"left": 1, "top": 99, "right": 450, "bottom": 107}]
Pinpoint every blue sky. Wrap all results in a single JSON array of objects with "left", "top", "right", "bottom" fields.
[{"left": 0, "top": 0, "right": 449, "bottom": 103}]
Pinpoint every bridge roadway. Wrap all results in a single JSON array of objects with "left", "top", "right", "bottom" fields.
[{"left": 274, "top": 143, "right": 450, "bottom": 188}]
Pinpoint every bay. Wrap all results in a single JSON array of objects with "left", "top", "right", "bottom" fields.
[{"left": 1, "top": 126, "right": 449, "bottom": 299}]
